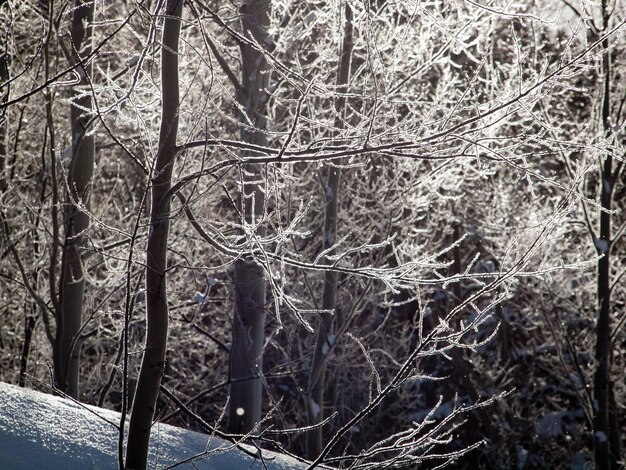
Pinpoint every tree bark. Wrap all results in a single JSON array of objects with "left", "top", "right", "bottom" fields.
[
  {"left": 0, "top": 44, "right": 9, "bottom": 192},
  {"left": 125, "top": 1, "right": 182, "bottom": 468},
  {"left": 227, "top": 0, "right": 272, "bottom": 434},
  {"left": 306, "top": 3, "right": 353, "bottom": 459},
  {"left": 55, "top": 0, "right": 95, "bottom": 399},
  {"left": 593, "top": 2, "right": 617, "bottom": 467}
]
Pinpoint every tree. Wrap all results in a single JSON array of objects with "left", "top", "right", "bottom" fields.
[
  {"left": 54, "top": 0, "right": 96, "bottom": 399},
  {"left": 534, "top": 2, "right": 626, "bottom": 466},
  {"left": 227, "top": 0, "right": 272, "bottom": 434},
  {"left": 125, "top": 0, "right": 182, "bottom": 467},
  {"left": 0, "top": 4, "right": 9, "bottom": 193},
  {"left": 567, "top": 1, "right": 625, "bottom": 466},
  {"left": 306, "top": 1, "right": 353, "bottom": 458}
]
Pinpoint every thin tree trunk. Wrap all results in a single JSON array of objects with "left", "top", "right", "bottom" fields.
[
  {"left": 125, "top": 1, "right": 182, "bottom": 468},
  {"left": 55, "top": 0, "right": 95, "bottom": 398},
  {"left": 19, "top": 313, "right": 37, "bottom": 387},
  {"left": 0, "top": 46, "right": 9, "bottom": 192},
  {"left": 593, "top": 2, "right": 616, "bottom": 467},
  {"left": 608, "top": 380, "right": 621, "bottom": 465},
  {"left": 306, "top": 4, "right": 353, "bottom": 459},
  {"left": 227, "top": 0, "right": 272, "bottom": 434}
]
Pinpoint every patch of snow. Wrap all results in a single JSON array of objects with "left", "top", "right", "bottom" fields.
[
  {"left": 321, "top": 334, "right": 335, "bottom": 355},
  {"left": 0, "top": 381, "right": 307, "bottom": 469},
  {"left": 309, "top": 399, "right": 321, "bottom": 418},
  {"left": 325, "top": 186, "right": 334, "bottom": 200},
  {"left": 594, "top": 237, "right": 609, "bottom": 253},
  {"left": 193, "top": 291, "right": 208, "bottom": 304},
  {"left": 324, "top": 230, "right": 335, "bottom": 245},
  {"left": 568, "top": 373, "right": 582, "bottom": 388},
  {"left": 61, "top": 146, "right": 73, "bottom": 160},
  {"left": 536, "top": 412, "right": 564, "bottom": 437},
  {"left": 516, "top": 445, "right": 528, "bottom": 470},
  {"left": 570, "top": 451, "right": 589, "bottom": 470}
]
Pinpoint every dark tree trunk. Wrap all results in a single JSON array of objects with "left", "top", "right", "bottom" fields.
[
  {"left": 227, "top": 0, "right": 272, "bottom": 434},
  {"left": 593, "top": 2, "right": 618, "bottom": 467},
  {"left": 306, "top": 4, "right": 353, "bottom": 458},
  {"left": 125, "top": 1, "right": 182, "bottom": 468},
  {"left": 55, "top": 0, "right": 95, "bottom": 399}
]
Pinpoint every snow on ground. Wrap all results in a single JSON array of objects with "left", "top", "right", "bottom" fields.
[{"left": 0, "top": 381, "right": 309, "bottom": 469}]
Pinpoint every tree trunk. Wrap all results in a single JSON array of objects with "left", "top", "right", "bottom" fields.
[
  {"left": 227, "top": 0, "right": 272, "bottom": 434},
  {"left": 0, "top": 45, "right": 9, "bottom": 192},
  {"left": 593, "top": 2, "right": 617, "bottom": 467},
  {"left": 19, "top": 314, "right": 37, "bottom": 387},
  {"left": 306, "top": 4, "right": 353, "bottom": 459},
  {"left": 125, "top": 1, "right": 182, "bottom": 468},
  {"left": 55, "top": 0, "right": 95, "bottom": 399}
]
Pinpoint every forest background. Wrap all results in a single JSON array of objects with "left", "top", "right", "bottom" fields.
[{"left": 0, "top": 0, "right": 625, "bottom": 468}]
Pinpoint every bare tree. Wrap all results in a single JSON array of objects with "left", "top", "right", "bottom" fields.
[
  {"left": 589, "top": 1, "right": 623, "bottom": 467},
  {"left": 53, "top": 0, "right": 96, "bottom": 399},
  {"left": 306, "top": 1, "right": 353, "bottom": 459},
  {"left": 544, "top": 2, "right": 626, "bottom": 467},
  {"left": 227, "top": 0, "right": 272, "bottom": 434},
  {"left": 0, "top": 7, "right": 9, "bottom": 193},
  {"left": 125, "top": 0, "right": 182, "bottom": 467}
]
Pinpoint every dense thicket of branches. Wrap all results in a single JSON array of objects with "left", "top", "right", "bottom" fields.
[{"left": 1, "top": 0, "right": 625, "bottom": 468}]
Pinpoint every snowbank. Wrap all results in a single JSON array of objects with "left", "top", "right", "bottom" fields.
[{"left": 0, "top": 381, "right": 308, "bottom": 469}]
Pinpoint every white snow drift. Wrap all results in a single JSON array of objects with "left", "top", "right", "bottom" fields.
[{"left": 0, "top": 381, "right": 309, "bottom": 469}]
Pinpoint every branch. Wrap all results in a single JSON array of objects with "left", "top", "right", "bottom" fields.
[{"left": 188, "top": 1, "right": 242, "bottom": 93}]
